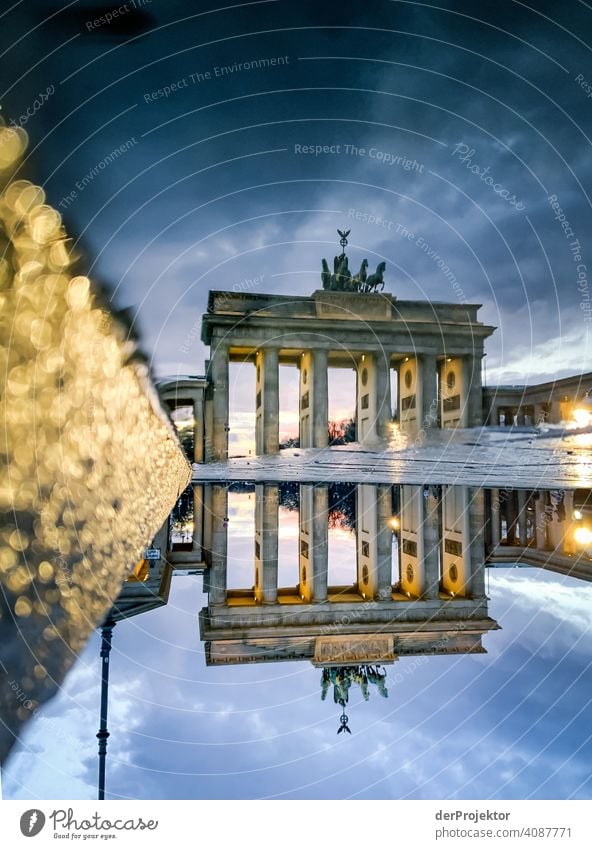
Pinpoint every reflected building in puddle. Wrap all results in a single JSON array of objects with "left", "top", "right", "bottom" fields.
[
  {"left": 486, "top": 488, "right": 592, "bottom": 580},
  {"left": 199, "top": 483, "right": 500, "bottom": 669}
]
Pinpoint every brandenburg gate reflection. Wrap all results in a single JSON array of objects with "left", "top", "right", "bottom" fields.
[{"left": 198, "top": 483, "right": 500, "bottom": 669}]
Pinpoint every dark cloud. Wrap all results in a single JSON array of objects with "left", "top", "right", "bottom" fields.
[{"left": 1, "top": 0, "right": 591, "bottom": 384}]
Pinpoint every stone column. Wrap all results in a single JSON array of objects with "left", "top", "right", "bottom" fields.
[
  {"left": 255, "top": 484, "right": 279, "bottom": 604},
  {"left": 150, "top": 522, "right": 169, "bottom": 580},
  {"left": 422, "top": 487, "right": 440, "bottom": 599},
  {"left": 210, "top": 342, "right": 229, "bottom": 461},
  {"left": 399, "top": 485, "right": 422, "bottom": 597},
  {"left": 463, "top": 354, "right": 483, "bottom": 427},
  {"left": 209, "top": 484, "right": 228, "bottom": 606},
  {"left": 518, "top": 490, "right": 529, "bottom": 546},
  {"left": 256, "top": 347, "right": 279, "bottom": 455},
  {"left": 204, "top": 386, "right": 214, "bottom": 462},
  {"left": 192, "top": 484, "right": 203, "bottom": 554},
  {"left": 490, "top": 488, "right": 501, "bottom": 550},
  {"left": 534, "top": 492, "right": 549, "bottom": 549},
  {"left": 375, "top": 351, "right": 392, "bottom": 440},
  {"left": 376, "top": 485, "right": 394, "bottom": 599},
  {"left": 299, "top": 484, "right": 328, "bottom": 602},
  {"left": 311, "top": 485, "right": 329, "bottom": 602},
  {"left": 421, "top": 353, "right": 438, "bottom": 434},
  {"left": 192, "top": 392, "right": 204, "bottom": 463},
  {"left": 202, "top": 484, "right": 213, "bottom": 566},
  {"left": 357, "top": 353, "right": 391, "bottom": 444},
  {"left": 312, "top": 349, "right": 329, "bottom": 448},
  {"left": 356, "top": 484, "right": 377, "bottom": 598},
  {"left": 467, "top": 487, "right": 486, "bottom": 597},
  {"left": 398, "top": 359, "right": 418, "bottom": 434},
  {"left": 356, "top": 355, "right": 376, "bottom": 444},
  {"left": 549, "top": 399, "right": 562, "bottom": 424}
]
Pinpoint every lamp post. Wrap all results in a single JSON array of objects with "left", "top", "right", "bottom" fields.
[{"left": 97, "top": 616, "right": 115, "bottom": 801}]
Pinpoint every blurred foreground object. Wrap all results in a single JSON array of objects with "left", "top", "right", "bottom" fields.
[{"left": 0, "top": 121, "right": 190, "bottom": 762}]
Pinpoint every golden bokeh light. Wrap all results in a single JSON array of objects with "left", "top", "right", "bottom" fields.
[{"left": 0, "top": 121, "right": 190, "bottom": 760}]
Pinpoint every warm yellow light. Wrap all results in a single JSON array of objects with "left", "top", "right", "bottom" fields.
[
  {"left": 573, "top": 509, "right": 583, "bottom": 520},
  {"left": 574, "top": 526, "right": 592, "bottom": 546},
  {"left": 0, "top": 131, "right": 191, "bottom": 746},
  {"left": 389, "top": 516, "right": 400, "bottom": 530},
  {"left": 573, "top": 408, "right": 592, "bottom": 428}
]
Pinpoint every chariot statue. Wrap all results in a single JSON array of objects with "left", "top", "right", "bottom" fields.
[{"left": 321, "top": 229, "right": 387, "bottom": 293}]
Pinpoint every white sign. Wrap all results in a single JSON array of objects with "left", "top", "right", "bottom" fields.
[{"left": 144, "top": 548, "right": 161, "bottom": 560}]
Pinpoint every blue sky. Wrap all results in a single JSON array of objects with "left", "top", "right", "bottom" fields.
[{"left": 4, "top": 497, "right": 592, "bottom": 801}]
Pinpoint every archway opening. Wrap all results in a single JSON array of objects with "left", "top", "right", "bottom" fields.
[
  {"left": 328, "top": 367, "right": 357, "bottom": 444},
  {"left": 228, "top": 360, "right": 255, "bottom": 457}
]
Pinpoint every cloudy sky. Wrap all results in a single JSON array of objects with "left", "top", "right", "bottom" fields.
[
  {"left": 2, "top": 0, "right": 592, "bottom": 401},
  {"left": 3, "top": 1, "right": 592, "bottom": 801},
  {"left": 3, "top": 491, "right": 592, "bottom": 800}
]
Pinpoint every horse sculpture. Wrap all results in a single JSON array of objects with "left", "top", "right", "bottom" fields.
[
  {"left": 365, "top": 261, "right": 386, "bottom": 293},
  {"left": 351, "top": 258, "right": 368, "bottom": 290},
  {"left": 320, "top": 255, "right": 386, "bottom": 293},
  {"left": 333, "top": 254, "right": 351, "bottom": 289}
]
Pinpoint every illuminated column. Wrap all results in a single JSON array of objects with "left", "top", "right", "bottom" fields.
[
  {"left": 299, "top": 485, "right": 328, "bottom": 602},
  {"left": 440, "top": 355, "right": 482, "bottom": 429},
  {"left": 441, "top": 485, "right": 469, "bottom": 596},
  {"left": 398, "top": 358, "right": 419, "bottom": 435},
  {"left": 256, "top": 347, "right": 279, "bottom": 455},
  {"left": 356, "top": 355, "right": 375, "bottom": 444},
  {"left": 299, "top": 350, "right": 328, "bottom": 448},
  {"left": 254, "top": 484, "right": 279, "bottom": 604},
  {"left": 422, "top": 486, "right": 440, "bottom": 599},
  {"left": 209, "top": 485, "right": 228, "bottom": 606},
  {"left": 399, "top": 355, "right": 437, "bottom": 435},
  {"left": 399, "top": 485, "right": 423, "bottom": 597},
  {"left": 376, "top": 485, "right": 394, "bottom": 599},
  {"left": 356, "top": 484, "right": 378, "bottom": 599},
  {"left": 440, "top": 357, "right": 463, "bottom": 429},
  {"left": 356, "top": 485, "right": 393, "bottom": 599},
  {"left": 357, "top": 353, "right": 391, "bottom": 444},
  {"left": 210, "top": 341, "right": 229, "bottom": 461}
]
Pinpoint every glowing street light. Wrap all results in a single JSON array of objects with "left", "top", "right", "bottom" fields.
[{"left": 574, "top": 526, "right": 592, "bottom": 547}]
